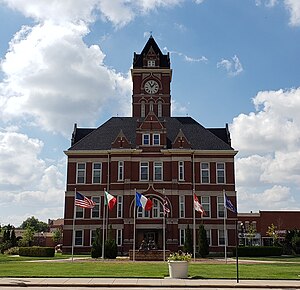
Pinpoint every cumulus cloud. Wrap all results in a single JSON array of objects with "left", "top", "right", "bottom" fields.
[
  {"left": 284, "top": 0, "right": 300, "bottom": 26},
  {"left": 231, "top": 88, "right": 300, "bottom": 212},
  {"left": 163, "top": 47, "right": 208, "bottom": 63},
  {"left": 217, "top": 55, "right": 243, "bottom": 77}
]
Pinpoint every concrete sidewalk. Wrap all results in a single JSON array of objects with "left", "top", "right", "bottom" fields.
[{"left": 1, "top": 277, "right": 300, "bottom": 288}]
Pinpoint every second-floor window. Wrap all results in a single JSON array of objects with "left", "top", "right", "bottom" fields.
[
  {"left": 143, "top": 134, "right": 150, "bottom": 145},
  {"left": 153, "top": 198, "right": 163, "bottom": 218},
  {"left": 217, "top": 162, "right": 225, "bottom": 184},
  {"left": 76, "top": 163, "right": 85, "bottom": 184},
  {"left": 154, "top": 161, "right": 163, "bottom": 181},
  {"left": 117, "top": 195, "right": 123, "bottom": 218},
  {"left": 179, "top": 195, "right": 185, "bottom": 218},
  {"left": 91, "top": 196, "right": 100, "bottom": 218},
  {"left": 93, "top": 163, "right": 101, "bottom": 184},
  {"left": 153, "top": 134, "right": 160, "bottom": 145},
  {"left": 118, "top": 161, "right": 124, "bottom": 181},
  {"left": 178, "top": 161, "right": 184, "bottom": 181},
  {"left": 201, "top": 196, "right": 210, "bottom": 217},
  {"left": 217, "top": 196, "right": 225, "bottom": 218},
  {"left": 140, "top": 162, "right": 149, "bottom": 181},
  {"left": 201, "top": 162, "right": 210, "bottom": 183}
]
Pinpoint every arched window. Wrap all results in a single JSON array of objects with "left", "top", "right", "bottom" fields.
[
  {"left": 141, "top": 101, "right": 145, "bottom": 117},
  {"left": 158, "top": 101, "right": 162, "bottom": 117},
  {"left": 152, "top": 198, "right": 164, "bottom": 218},
  {"left": 149, "top": 100, "right": 154, "bottom": 112}
]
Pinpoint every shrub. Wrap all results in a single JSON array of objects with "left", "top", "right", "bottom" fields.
[
  {"left": 0, "top": 241, "right": 12, "bottom": 254},
  {"left": 4, "top": 247, "right": 19, "bottom": 255},
  {"left": 183, "top": 225, "right": 193, "bottom": 254},
  {"left": 168, "top": 251, "right": 191, "bottom": 261},
  {"left": 104, "top": 239, "right": 117, "bottom": 259},
  {"left": 233, "top": 246, "right": 283, "bottom": 257},
  {"left": 198, "top": 224, "right": 209, "bottom": 258},
  {"left": 91, "top": 229, "right": 102, "bottom": 258},
  {"left": 19, "top": 246, "right": 55, "bottom": 257}
]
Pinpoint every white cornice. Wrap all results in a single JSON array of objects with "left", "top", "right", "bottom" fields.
[{"left": 64, "top": 149, "right": 143, "bottom": 156}]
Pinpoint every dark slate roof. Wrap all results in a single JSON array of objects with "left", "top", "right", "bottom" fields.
[
  {"left": 69, "top": 117, "right": 233, "bottom": 151},
  {"left": 133, "top": 36, "right": 170, "bottom": 68}
]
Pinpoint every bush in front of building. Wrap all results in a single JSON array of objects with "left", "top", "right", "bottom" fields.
[
  {"left": 198, "top": 224, "right": 209, "bottom": 258},
  {"left": 19, "top": 246, "right": 55, "bottom": 257},
  {"left": 91, "top": 229, "right": 102, "bottom": 258},
  {"left": 183, "top": 225, "right": 193, "bottom": 254},
  {"left": 4, "top": 247, "right": 19, "bottom": 255},
  {"left": 104, "top": 239, "right": 117, "bottom": 259},
  {"left": 234, "top": 246, "right": 283, "bottom": 257}
]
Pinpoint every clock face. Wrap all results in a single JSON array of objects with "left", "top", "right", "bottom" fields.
[{"left": 144, "top": 80, "right": 159, "bottom": 94}]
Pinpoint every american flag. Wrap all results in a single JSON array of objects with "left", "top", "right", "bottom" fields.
[
  {"left": 163, "top": 196, "right": 170, "bottom": 216},
  {"left": 75, "top": 192, "right": 95, "bottom": 209},
  {"left": 225, "top": 193, "right": 237, "bottom": 214}
]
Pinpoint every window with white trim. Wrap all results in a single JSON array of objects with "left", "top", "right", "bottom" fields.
[
  {"left": 148, "top": 60, "right": 155, "bottom": 67},
  {"left": 216, "top": 162, "right": 225, "bottom": 184},
  {"left": 179, "top": 195, "right": 185, "bottom": 218},
  {"left": 91, "top": 196, "right": 100, "bottom": 218},
  {"left": 158, "top": 101, "right": 162, "bottom": 117},
  {"left": 118, "top": 161, "right": 124, "bottom": 181},
  {"left": 153, "top": 134, "right": 160, "bottom": 145},
  {"left": 201, "top": 196, "right": 210, "bottom": 217},
  {"left": 137, "top": 207, "right": 150, "bottom": 218},
  {"left": 141, "top": 101, "right": 145, "bottom": 117},
  {"left": 149, "top": 100, "right": 154, "bottom": 111},
  {"left": 206, "top": 229, "right": 211, "bottom": 246},
  {"left": 76, "top": 163, "right": 86, "bottom": 184},
  {"left": 218, "top": 229, "right": 226, "bottom": 246},
  {"left": 90, "top": 229, "right": 96, "bottom": 246},
  {"left": 140, "top": 162, "right": 149, "bottom": 181},
  {"left": 75, "top": 230, "right": 83, "bottom": 246},
  {"left": 143, "top": 134, "right": 150, "bottom": 145},
  {"left": 179, "top": 229, "right": 185, "bottom": 246},
  {"left": 154, "top": 161, "right": 163, "bottom": 181},
  {"left": 76, "top": 206, "right": 84, "bottom": 219},
  {"left": 217, "top": 196, "right": 225, "bottom": 218},
  {"left": 117, "top": 195, "right": 123, "bottom": 218},
  {"left": 92, "top": 163, "right": 101, "bottom": 184},
  {"left": 116, "top": 229, "right": 122, "bottom": 246},
  {"left": 201, "top": 162, "right": 210, "bottom": 183},
  {"left": 178, "top": 161, "right": 184, "bottom": 181},
  {"left": 153, "top": 198, "right": 163, "bottom": 218}
]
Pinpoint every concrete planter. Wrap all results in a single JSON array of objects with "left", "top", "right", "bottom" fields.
[{"left": 168, "top": 261, "right": 189, "bottom": 278}]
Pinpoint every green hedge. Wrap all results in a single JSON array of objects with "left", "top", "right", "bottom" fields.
[
  {"left": 233, "top": 246, "right": 283, "bottom": 257},
  {"left": 19, "top": 246, "right": 55, "bottom": 257}
]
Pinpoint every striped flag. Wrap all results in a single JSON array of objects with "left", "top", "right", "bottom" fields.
[
  {"left": 194, "top": 193, "right": 205, "bottom": 216},
  {"left": 225, "top": 193, "right": 237, "bottom": 214},
  {"left": 136, "top": 192, "right": 152, "bottom": 211},
  {"left": 104, "top": 191, "right": 117, "bottom": 210},
  {"left": 163, "top": 196, "right": 170, "bottom": 216},
  {"left": 75, "top": 192, "right": 95, "bottom": 209}
]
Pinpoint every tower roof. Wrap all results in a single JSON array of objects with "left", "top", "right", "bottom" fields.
[{"left": 133, "top": 36, "right": 170, "bottom": 68}]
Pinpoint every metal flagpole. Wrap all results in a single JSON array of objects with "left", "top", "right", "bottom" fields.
[
  {"left": 101, "top": 189, "right": 106, "bottom": 259},
  {"left": 133, "top": 188, "right": 136, "bottom": 262},
  {"left": 163, "top": 189, "right": 166, "bottom": 262},
  {"left": 71, "top": 188, "right": 76, "bottom": 262},
  {"left": 235, "top": 220, "right": 239, "bottom": 283},
  {"left": 193, "top": 189, "right": 196, "bottom": 262},
  {"left": 223, "top": 189, "right": 227, "bottom": 264}
]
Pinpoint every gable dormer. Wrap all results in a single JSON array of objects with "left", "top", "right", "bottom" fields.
[
  {"left": 172, "top": 129, "right": 191, "bottom": 149},
  {"left": 111, "top": 130, "right": 131, "bottom": 149}
]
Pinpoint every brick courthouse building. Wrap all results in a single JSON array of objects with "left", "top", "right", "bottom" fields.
[{"left": 63, "top": 36, "right": 238, "bottom": 255}]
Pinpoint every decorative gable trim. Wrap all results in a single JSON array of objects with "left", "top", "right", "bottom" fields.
[
  {"left": 172, "top": 129, "right": 191, "bottom": 149},
  {"left": 111, "top": 130, "right": 131, "bottom": 149}
]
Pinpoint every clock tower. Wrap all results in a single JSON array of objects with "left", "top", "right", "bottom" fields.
[{"left": 132, "top": 36, "right": 172, "bottom": 118}]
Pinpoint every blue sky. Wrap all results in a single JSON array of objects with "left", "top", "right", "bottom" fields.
[{"left": 1, "top": 0, "right": 300, "bottom": 226}]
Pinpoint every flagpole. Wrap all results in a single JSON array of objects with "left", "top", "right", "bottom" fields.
[
  {"left": 133, "top": 188, "right": 136, "bottom": 262},
  {"left": 193, "top": 190, "right": 196, "bottom": 262},
  {"left": 223, "top": 189, "right": 227, "bottom": 264},
  {"left": 71, "top": 188, "right": 76, "bottom": 262},
  {"left": 163, "top": 189, "right": 166, "bottom": 262},
  {"left": 101, "top": 189, "right": 106, "bottom": 259}
]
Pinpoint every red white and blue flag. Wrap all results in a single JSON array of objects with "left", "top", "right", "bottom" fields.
[
  {"left": 75, "top": 192, "right": 95, "bottom": 209},
  {"left": 225, "top": 193, "right": 237, "bottom": 214},
  {"left": 163, "top": 196, "right": 170, "bottom": 216},
  {"left": 104, "top": 191, "right": 117, "bottom": 211},
  {"left": 194, "top": 193, "right": 205, "bottom": 216},
  {"left": 136, "top": 192, "right": 153, "bottom": 211}
]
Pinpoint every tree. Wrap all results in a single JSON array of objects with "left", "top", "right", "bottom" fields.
[
  {"left": 19, "top": 227, "right": 35, "bottom": 247},
  {"left": 198, "top": 224, "right": 209, "bottom": 258},
  {"left": 91, "top": 229, "right": 102, "bottom": 258},
  {"left": 20, "top": 216, "right": 48, "bottom": 232},
  {"left": 10, "top": 229, "right": 17, "bottom": 247},
  {"left": 52, "top": 228, "right": 62, "bottom": 245},
  {"left": 183, "top": 225, "right": 193, "bottom": 254},
  {"left": 247, "top": 224, "right": 257, "bottom": 246},
  {"left": 266, "top": 223, "right": 279, "bottom": 246}
]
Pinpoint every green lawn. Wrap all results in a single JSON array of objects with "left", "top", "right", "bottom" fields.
[{"left": 0, "top": 254, "right": 300, "bottom": 279}]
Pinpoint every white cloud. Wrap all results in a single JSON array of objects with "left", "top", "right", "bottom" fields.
[
  {"left": 231, "top": 87, "right": 300, "bottom": 212},
  {"left": 284, "top": 0, "right": 300, "bottom": 26},
  {"left": 217, "top": 55, "right": 243, "bottom": 77},
  {"left": 163, "top": 47, "right": 208, "bottom": 63},
  {"left": 0, "top": 22, "right": 131, "bottom": 136}
]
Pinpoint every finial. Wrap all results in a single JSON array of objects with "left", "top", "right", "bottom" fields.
[{"left": 150, "top": 31, "right": 153, "bottom": 38}]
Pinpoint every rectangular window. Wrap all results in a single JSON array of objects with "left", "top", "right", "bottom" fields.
[
  {"left": 90, "top": 229, "right": 96, "bottom": 246},
  {"left": 76, "top": 206, "right": 84, "bottom": 219},
  {"left": 179, "top": 195, "right": 185, "bottom": 218},
  {"left": 201, "top": 162, "right": 210, "bottom": 183},
  {"left": 75, "top": 230, "right": 83, "bottom": 246},
  {"left": 201, "top": 196, "right": 210, "bottom": 218},
  {"left": 153, "top": 198, "right": 163, "bottom": 218},
  {"left": 92, "top": 163, "right": 101, "bottom": 184},
  {"left": 179, "top": 229, "right": 185, "bottom": 246},
  {"left": 218, "top": 229, "right": 226, "bottom": 246},
  {"left": 148, "top": 60, "right": 155, "bottom": 67},
  {"left": 217, "top": 196, "right": 225, "bottom": 218},
  {"left": 116, "top": 229, "right": 122, "bottom": 246},
  {"left": 91, "top": 196, "right": 100, "bottom": 218},
  {"left": 137, "top": 207, "right": 150, "bottom": 218},
  {"left": 153, "top": 134, "right": 160, "bottom": 145},
  {"left": 118, "top": 161, "right": 124, "bottom": 181},
  {"left": 154, "top": 161, "right": 163, "bottom": 181},
  {"left": 206, "top": 229, "right": 211, "bottom": 246},
  {"left": 117, "top": 195, "right": 123, "bottom": 218},
  {"left": 178, "top": 161, "right": 184, "bottom": 181},
  {"left": 76, "top": 163, "right": 86, "bottom": 184},
  {"left": 140, "top": 162, "right": 149, "bottom": 181},
  {"left": 143, "top": 134, "right": 150, "bottom": 145},
  {"left": 216, "top": 162, "right": 225, "bottom": 184}
]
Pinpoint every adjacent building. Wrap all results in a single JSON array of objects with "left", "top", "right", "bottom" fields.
[{"left": 63, "top": 36, "right": 238, "bottom": 255}]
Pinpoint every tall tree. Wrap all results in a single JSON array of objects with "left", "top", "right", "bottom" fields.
[
  {"left": 198, "top": 224, "right": 209, "bottom": 258},
  {"left": 20, "top": 216, "right": 48, "bottom": 232},
  {"left": 183, "top": 225, "right": 193, "bottom": 254},
  {"left": 52, "top": 228, "right": 62, "bottom": 245}
]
